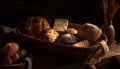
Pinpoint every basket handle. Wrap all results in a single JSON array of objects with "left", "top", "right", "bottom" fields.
[{"left": 86, "top": 40, "right": 110, "bottom": 64}]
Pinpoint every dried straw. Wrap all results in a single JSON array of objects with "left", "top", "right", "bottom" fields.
[{"left": 101, "top": 0, "right": 120, "bottom": 21}]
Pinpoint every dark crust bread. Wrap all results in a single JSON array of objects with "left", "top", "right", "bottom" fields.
[
  {"left": 3, "top": 42, "right": 19, "bottom": 58},
  {"left": 0, "top": 42, "right": 19, "bottom": 64},
  {"left": 23, "top": 16, "right": 50, "bottom": 37},
  {"left": 66, "top": 28, "right": 78, "bottom": 34}
]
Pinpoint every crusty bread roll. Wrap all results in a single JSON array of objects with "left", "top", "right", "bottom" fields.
[
  {"left": 2, "top": 49, "right": 27, "bottom": 65},
  {"left": 0, "top": 42, "right": 19, "bottom": 65},
  {"left": 66, "top": 28, "right": 78, "bottom": 34},
  {"left": 23, "top": 16, "right": 50, "bottom": 37},
  {"left": 3, "top": 53, "right": 19, "bottom": 65},
  {"left": 57, "top": 33, "right": 78, "bottom": 45},
  {"left": 10, "top": 49, "right": 27, "bottom": 64},
  {"left": 2, "top": 42, "right": 19, "bottom": 58},
  {"left": 77, "top": 23, "right": 102, "bottom": 43},
  {"left": 0, "top": 42, "right": 28, "bottom": 65},
  {"left": 41, "top": 28, "right": 59, "bottom": 42}
]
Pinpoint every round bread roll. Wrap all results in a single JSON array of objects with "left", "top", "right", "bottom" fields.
[
  {"left": 23, "top": 16, "right": 50, "bottom": 37},
  {"left": 3, "top": 42, "right": 19, "bottom": 58},
  {"left": 77, "top": 23, "right": 102, "bottom": 43},
  {"left": 66, "top": 28, "right": 78, "bottom": 34},
  {"left": 41, "top": 28, "right": 59, "bottom": 42},
  {"left": 57, "top": 33, "right": 78, "bottom": 45},
  {"left": 0, "top": 42, "right": 19, "bottom": 65}
]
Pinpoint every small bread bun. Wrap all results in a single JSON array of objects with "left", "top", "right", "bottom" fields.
[
  {"left": 41, "top": 28, "right": 59, "bottom": 42},
  {"left": 57, "top": 33, "right": 78, "bottom": 45},
  {"left": 23, "top": 16, "right": 50, "bottom": 37},
  {"left": 3, "top": 42, "right": 19, "bottom": 58},
  {"left": 66, "top": 28, "right": 78, "bottom": 34},
  {"left": 0, "top": 42, "right": 28, "bottom": 65},
  {"left": 3, "top": 49, "right": 27, "bottom": 65},
  {"left": 72, "top": 40, "right": 90, "bottom": 48},
  {"left": 0, "top": 42, "right": 19, "bottom": 65},
  {"left": 77, "top": 23, "right": 102, "bottom": 43}
]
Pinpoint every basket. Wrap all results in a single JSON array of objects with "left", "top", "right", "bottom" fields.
[
  {"left": 14, "top": 22, "right": 106, "bottom": 62},
  {"left": 0, "top": 62, "right": 26, "bottom": 69},
  {"left": 0, "top": 54, "right": 32, "bottom": 69}
]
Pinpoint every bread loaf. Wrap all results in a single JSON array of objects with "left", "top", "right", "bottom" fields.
[
  {"left": 41, "top": 28, "right": 59, "bottom": 42},
  {"left": 0, "top": 42, "right": 28, "bottom": 65},
  {"left": 77, "top": 23, "right": 102, "bottom": 43},
  {"left": 2, "top": 42, "right": 19, "bottom": 58},
  {"left": 23, "top": 16, "right": 50, "bottom": 37},
  {"left": 2, "top": 49, "right": 27, "bottom": 65}
]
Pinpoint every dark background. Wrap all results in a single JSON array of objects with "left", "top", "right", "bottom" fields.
[{"left": 0, "top": 0, "right": 120, "bottom": 42}]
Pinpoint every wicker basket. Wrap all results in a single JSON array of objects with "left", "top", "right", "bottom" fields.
[
  {"left": 0, "top": 54, "right": 32, "bottom": 69},
  {"left": 14, "top": 22, "right": 106, "bottom": 62},
  {"left": 0, "top": 62, "right": 26, "bottom": 69}
]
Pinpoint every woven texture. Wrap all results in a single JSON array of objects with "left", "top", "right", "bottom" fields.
[{"left": 14, "top": 22, "right": 109, "bottom": 63}]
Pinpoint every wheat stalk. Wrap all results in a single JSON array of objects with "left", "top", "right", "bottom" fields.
[{"left": 101, "top": 0, "right": 120, "bottom": 22}]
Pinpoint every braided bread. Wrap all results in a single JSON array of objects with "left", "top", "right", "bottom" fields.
[{"left": 23, "top": 16, "right": 51, "bottom": 37}]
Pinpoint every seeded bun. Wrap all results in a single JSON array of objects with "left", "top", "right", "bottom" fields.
[{"left": 66, "top": 28, "right": 78, "bottom": 34}]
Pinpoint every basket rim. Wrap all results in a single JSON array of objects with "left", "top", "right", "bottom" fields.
[
  {"left": 13, "top": 22, "right": 107, "bottom": 62},
  {"left": 0, "top": 61, "right": 26, "bottom": 67}
]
